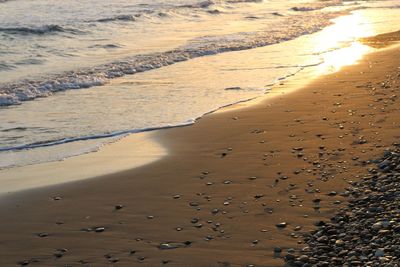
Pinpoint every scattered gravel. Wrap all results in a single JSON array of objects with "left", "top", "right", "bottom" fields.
[{"left": 285, "top": 145, "right": 400, "bottom": 266}]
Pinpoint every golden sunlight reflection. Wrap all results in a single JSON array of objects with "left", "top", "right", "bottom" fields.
[{"left": 313, "top": 12, "right": 375, "bottom": 74}]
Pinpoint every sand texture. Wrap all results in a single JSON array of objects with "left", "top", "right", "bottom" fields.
[{"left": 1, "top": 42, "right": 400, "bottom": 266}]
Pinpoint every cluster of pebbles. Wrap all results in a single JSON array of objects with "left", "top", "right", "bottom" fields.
[{"left": 284, "top": 145, "right": 400, "bottom": 266}]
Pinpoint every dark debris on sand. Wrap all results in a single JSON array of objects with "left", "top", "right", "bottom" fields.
[{"left": 284, "top": 145, "right": 400, "bottom": 267}]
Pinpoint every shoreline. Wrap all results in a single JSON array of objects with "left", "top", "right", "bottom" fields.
[
  {"left": 0, "top": 132, "right": 166, "bottom": 196},
  {"left": 0, "top": 62, "right": 358, "bottom": 197},
  {"left": 4, "top": 7, "right": 398, "bottom": 172},
  {"left": 1, "top": 37, "right": 400, "bottom": 266},
  {"left": 0, "top": 34, "right": 376, "bottom": 195}
]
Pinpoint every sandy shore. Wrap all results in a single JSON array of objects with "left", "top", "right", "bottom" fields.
[
  {"left": 0, "top": 132, "right": 165, "bottom": 196},
  {"left": 1, "top": 38, "right": 400, "bottom": 266}
]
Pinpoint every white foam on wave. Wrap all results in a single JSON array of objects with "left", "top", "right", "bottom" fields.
[
  {"left": 0, "top": 8, "right": 350, "bottom": 106},
  {"left": 2, "top": 0, "right": 399, "bottom": 171}
]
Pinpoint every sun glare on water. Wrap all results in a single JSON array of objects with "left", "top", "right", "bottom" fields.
[{"left": 314, "top": 13, "right": 375, "bottom": 74}]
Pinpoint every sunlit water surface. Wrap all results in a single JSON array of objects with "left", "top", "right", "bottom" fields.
[{"left": 1, "top": 0, "right": 400, "bottom": 169}]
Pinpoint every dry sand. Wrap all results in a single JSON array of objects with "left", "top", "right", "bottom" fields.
[{"left": 0, "top": 37, "right": 400, "bottom": 266}]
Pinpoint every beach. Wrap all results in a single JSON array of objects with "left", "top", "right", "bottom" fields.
[{"left": 1, "top": 32, "right": 400, "bottom": 266}]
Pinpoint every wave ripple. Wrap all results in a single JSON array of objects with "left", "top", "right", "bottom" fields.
[
  {"left": 0, "top": 25, "right": 82, "bottom": 35},
  {"left": 0, "top": 11, "right": 349, "bottom": 106}
]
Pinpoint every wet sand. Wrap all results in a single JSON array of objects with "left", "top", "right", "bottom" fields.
[
  {"left": 360, "top": 30, "right": 400, "bottom": 48},
  {"left": 1, "top": 39, "right": 400, "bottom": 266},
  {"left": 0, "top": 132, "right": 165, "bottom": 195}
]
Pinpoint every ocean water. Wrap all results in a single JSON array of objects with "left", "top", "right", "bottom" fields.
[{"left": 1, "top": 0, "right": 400, "bottom": 169}]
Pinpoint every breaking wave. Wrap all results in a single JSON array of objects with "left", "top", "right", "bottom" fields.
[
  {"left": 0, "top": 10, "right": 350, "bottom": 106},
  {"left": 96, "top": 15, "right": 137, "bottom": 23},
  {"left": 0, "top": 25, "right": 83, "bottom": 35}
]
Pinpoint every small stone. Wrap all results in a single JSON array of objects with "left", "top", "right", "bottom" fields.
[
  {"left": 372, "top": 222, "right": 383, "bottom": 230},
  {"left": 299, "top": 255, "right": 309, "bottom": 262},
  {"left": 335, "top": 239, "right": 344, "bottom": 246},
  {"left": 294, "top": 226, "right": 302, "bottom": 231},
  {"left": 18, "top": 260, "right": 30, "bottom": 266},
  {"left": 37, "top": 232, "right": 49, "bottom": 238},
  {"left": 158, "top": 243, "right": 180, "bottom": 250},
  {"left": 211, "top": 208, "right": 219, "bottom": 215},
  {"left": 183, "top": 241, "right": 192, "bottom": 246},
  {"left": 205, "top": 235, "right": 214, "bottom": 241},
  {"left": 287, "top": 248, "right": 295, "bottom": 254},
  {"left": 114, "top": 205, "right": 124, "bottom": 210},
  {"left": 375, "top": 249, "right": 385, "bottom": 257},
  {"left": 276, "top": 222, "right": 287, "bottom": 228},
  {"left": 109, "top": 258, "right": 119, "bottom": 263},
  {"left": 54, "top": 248, "right": 67, "bottom": 258}
]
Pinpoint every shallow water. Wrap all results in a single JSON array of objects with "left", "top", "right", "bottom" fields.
[{"left": 1, "top": 0, "right": 400, "bottom": 169}]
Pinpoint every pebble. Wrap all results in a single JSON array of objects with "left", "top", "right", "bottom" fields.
[
  {"left": 53, "top": 248, "right": 67, "bottom": 258},
  {"left": 158, "top": 243, "right": 180, "bottom": 250},
  {"left": 94, "top": 227, "right": 105, "bottom": 233},
  {"left": 18, "top": 260, "right": 30, "bottom": 266},
  {"left": 375, "top": 249, "right": 385, "bottom": 258},
  {"left": 211, "top": 208, "right": 219, "bottom": 215},
  {"left": 37, "top": 232, "right": 49, "bottom": 238},
  {"left": 285, "top": 146, "right": 400, "bottom": 266},
  {"left": 276, "top": 222, "right": 287, "bottom": 228},
  {"left": 114, "top": 204, "right": 124, "bottom": 210}
]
